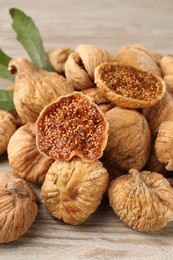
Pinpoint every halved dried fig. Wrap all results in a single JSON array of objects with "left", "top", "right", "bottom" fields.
[
  {"left": 94, "top": 63, "right": 166, "bottom": 109},
  {"left": 0, "top": 171, "right": 38, "bottom": 243},
  {"left": 108, "top": 168, "right": 173, "bottom": 232},
  {"left": 41, "top": 158, "right": 109, "bottom": 225},
  {"left": 36, "top": 92, "right": 109, "bottom": 162}
]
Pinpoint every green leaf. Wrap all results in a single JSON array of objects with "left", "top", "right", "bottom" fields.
[
  {"left": 9, "top": 8, "right": 53, "bottom": 72},
  {"left": 0, "top": 90, "right": 14, "bottom": 111},
  {"left": 0, "top": 49, "right": 15, "bottom": 81}
]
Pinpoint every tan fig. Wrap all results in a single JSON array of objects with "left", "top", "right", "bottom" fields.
[
  {"left": 108, "top": 168, "right": 173, "bottom": 232},
  {"left": 160, "top": 55, "right": 173, "bottom": 76},
  {"left": 0, "top": 110, "right": 16, "bottom": 155},
  {"left": 8, "top": 57, "right": 74, "bottom": 122},
  {"left": 65, "top": 44, "right": 110, "bottom": 90},
  {"left": 48, "top": 47, "right": 73, "bottom": 74}
]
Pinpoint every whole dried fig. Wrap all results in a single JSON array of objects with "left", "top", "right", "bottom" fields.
[
  {"left": 160, "top": 55, "right": 173, "bottom": 76},
  {"left": 8, "top": 57, "right": 74, "bottom": 122},
  {"left": 0, "top": 171, "right": 38, "bottom": 243},
  {"left": 8, "top": 122, "right": 53, "bottom": 184},
  {"left": 94, "top": 63, "right": 165, "bottom": 109},
  {"left": 104, "top": 106, "right": 151, "bottom": 171},
  {"left": 0, "top": 110, "right": 16, "bottom": 156},
  {"left": 155, "top": 120, "right": 173, "bottom": 171},
  {"left": 41, "top": 158, "right": 109, "bottom": 225},
  {"left": 65, "top": 44, "right": 110, "bottom": 90},
  {"left": 108, "top": 168, "right": 173, "bottom": 232},
  {"left": 36, "top": 92, "right": 109, "bottom": 162},
  {"left": 143, "top": 91, "right": 173, "bottom": 137},
  {"left": 48, "top": 47, "right": 73, "bottom": 74}
]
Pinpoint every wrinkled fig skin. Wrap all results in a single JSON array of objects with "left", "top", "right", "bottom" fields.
[
  {"left": 104, "top": 106, "right": 151, "bottom": 171},
  {"left": 155, "top": 121, "right": 173, "bottom": 171},
  {"left": 48, "top": 47, "right": 73, "bottom": 74},
  {"left": 0, "top": 172, "right": 38, "bottom": 243},
  {"left": 108, "top": 168, "right": 173, "bottom": 232},
  {"left": 143, "top": 91, "right": 173, "bottom": 137},
  {"left": 8, "top": 123, "right": 54, "bottom": 184},
  {"left": 41, "top": 158, "right": 109, "bottom": 225},
  {"left": 65, "top": 44, "right": 111, "bottom": 90},
  {"left": 8, "top": 57, "right": 74, "bottom": 122},
  {"left": 0, "top": 110, "right": 16, "bottom": 155}
]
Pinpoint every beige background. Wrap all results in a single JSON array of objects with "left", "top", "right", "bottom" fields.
[{"left": 1, "top": 0, "right": 173, "bottom": 259}]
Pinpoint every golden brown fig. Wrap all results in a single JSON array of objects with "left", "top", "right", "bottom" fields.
[
  {"left": 41, "top": 158, "right": 109, "bottom": 225},
  {"left": 160, "top": 55, "right": 173, "bottom": 76},
  {"left": 48, "top": 47, "right": 73, "bottom": 74},
  {"left": 0, "top": 110, "right": 16, "bottom": 155},
  {"left": 36, "top": 92, "right": 109, "bottom": 162},
  {"left": 65, "top": 44, "right": 110, "bottom": 90},
  {"left": 8, "top": 123, "right": 53, "bottom": 184},
  {"left": 143, "top": 91, "right": 173, "bottom": 137},
  {"left": 108, "top": 168, "right": 173, "bottom": 232},
  {"left": 155, "top": 121, "right": 173, "bottom": 171},
  {"left": 104, "top": 106, "right": 151, "bottom": 171},
  {"left": 0, "top": 171, "right": 38, "bottom": 243},
  {"left": 94, "top": 63, "right": 165, "bottom": 109},
  {"left": 8, "top": 57, "right": 74, "bottom": 122}
]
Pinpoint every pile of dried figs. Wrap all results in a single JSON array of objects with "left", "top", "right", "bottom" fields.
[{"left": 1, "top": 43, "right": 173, "bottom": 243}]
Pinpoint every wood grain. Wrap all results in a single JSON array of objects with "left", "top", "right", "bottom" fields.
[{"left": 1, "top": 0, "right": 173, "bottom": 259}]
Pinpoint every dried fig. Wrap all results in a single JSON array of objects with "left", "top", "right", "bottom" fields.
[
  {"left": 113, "top": 44, "right": 161, "bottom": 76},
  {"left": 65, "top": 44, "right": 110, "bottom": 90},
  {"left": 108, "top": 168, "right": 173, "bottom": 232},
  {"left": 160, "top": 55, "right": 173, "bottom": 76},
  {"left": 94, "top": 63, "right": 165, "bottom": 109},
  {"left": 8, "top": 57, "right": 74, "bottom": 122},
  {"left": 143, "top": 91, "right": 173, "bottom": 137},
  {"left": 155, "top": 121, "right": 173, "bottom": 171},
  {"left": 104, "top": 106, "right": 151, "bottom": 171},
  {"left": 0, "top": 110, "right": 16, "bottom": 155},
  {"left": 36, "top": 92, "right": 109, "bottom": 162},
  {"left": 41, "top": 158, "right": 109, "bottom": 225},
  {"left": 48, "top": 47, "right": 73, "bottom": 74},
  {"left": 8, "top": 122, "right": 53, "bottom": 184},
  {"left": 0, "top": 171, "right": 38, "bottom": 243}
]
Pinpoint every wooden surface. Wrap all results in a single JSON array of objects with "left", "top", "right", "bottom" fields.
[{"left": 1, "top": 0, "right": 173, "bottom": 259}]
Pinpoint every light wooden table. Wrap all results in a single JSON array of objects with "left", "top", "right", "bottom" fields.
[{"left": 1, "top": 0, "right": 173, "bottom": 259}]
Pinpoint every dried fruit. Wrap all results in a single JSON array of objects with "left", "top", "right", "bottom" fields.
[
  {"left": 94, "top": 63, "right": 165, "bottom": 109},
  {"left": 160, "top": 55, "right": 173, "bottom": 76},
  {"left": 143, "top": 91, "right": 173, "bottom": 137},
  {"left": 0, "top": 171, "right": 38, "bottom": 243},
  {"left": 36, "top": 92, "right": 109, "bottom": 162},
  {"left": 0, "top": 110, "right": 16, "bottom": 155},
  {"left": 155, "top": 121, "right": 173, "bottom": 171},
  {"left": 8, "top": 57, "right": 74, "bottom": 122},
  {"left": 8, "top": 122, "right": 53, "bottom": 184},
  {"left": 113, "top": 44, "right": 162, "bottom": 76},
  {"left": 104, "top": 106, "right": 151, "bottom": 171},
  {"left": 41, "top": 158, "right": 109, "bottom": 225},
  {"left": 48, "top": 47, "right": 73, "bottom": 74},
  {"left": 65, "top": 44, "right": 110, "bottom": 90},
  {"left": 108, "top": 168, "right": 173, "bottom": 232}
]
